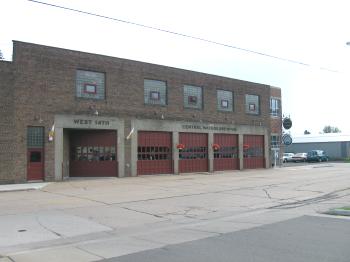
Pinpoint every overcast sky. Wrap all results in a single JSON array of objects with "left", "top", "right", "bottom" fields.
[{"left": 1, "top": 0, "right": 350, "bottom": 135}]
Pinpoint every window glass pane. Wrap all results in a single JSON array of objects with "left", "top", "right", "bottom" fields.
[
  {"left": 30, "top": 151, "right": 41, "bottom": 162},
  {"left": 76, "top": 70, "right": 105, "bottom": 100},
  {"left": 217, "top": 90, "right": 233, "bottom": 111},
  {"left": 271, "top": 135, "right": 280, "bottom": 148},
  {"left": 92, "top": 147, "right": 99, "bottom": 161},
  {"left": 87, "top": 153, "right": 93, "bottom": 161},
  {"left": 84, "top": 84, "right": 96, "bottom": 94},
  {"left": 144, "top": 79, "right": 167, "bottom": 105},
  {"left": 27, "top": 127, "right": 44, "bottom": 148},
  {"left": 270, "top": 98, "right": 280, "bottom": 116},
  {"left": 111, "top": 147, "right": 116, "bottom": 160},
  {"left": 99, "top": 147, "right": 105, "bottom": 161},
  {"left": 76, "top": 147, "right": 82, "bottom": 160},
  {"left": 184, "top": 85, "right": 202, "bottom": 109},
  {"left": 245, "top": 94, "right": 260, "bottom": 114}
]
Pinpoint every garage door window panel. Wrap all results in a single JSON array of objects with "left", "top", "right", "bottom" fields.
[
  {"left": 214, "top": 146, "right": 238, "bottom": 159},
  {"left": 138, "top": 146, "right": 171, "bottom": 160}
]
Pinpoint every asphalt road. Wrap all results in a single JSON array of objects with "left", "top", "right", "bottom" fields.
[{"left": 101, "top": 215, "right": 350, "bottom": 262}]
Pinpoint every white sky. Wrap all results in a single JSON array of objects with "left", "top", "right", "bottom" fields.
[{"left": 1, "top": 0, "right": 350, "bottom": 135}]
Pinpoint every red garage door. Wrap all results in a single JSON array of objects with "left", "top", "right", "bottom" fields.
[
  {"left": 179, "top": 133, "right": 208, "bottom": 173},
  {"left": 70, "top": 130, "right": 118, "bottom": 177},
  {"left": 214, "top": 134, "right": 239, "bottom": 171},
  {"left": 243, "top": 135, "right": 265, "bottom": 169},
  {"left": 137, "top": 131, "right": 173, "bottom": 175}
]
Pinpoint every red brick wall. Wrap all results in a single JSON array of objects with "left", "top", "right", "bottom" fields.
[
  {"left": 2, "top": 41, "right": 278, "bottom": 181},
  {"left": 0, "top": 61, "right": 16, "bottom": 183},
  {"left": 270, "top": 87, "right": 282, "bottom": 134}
]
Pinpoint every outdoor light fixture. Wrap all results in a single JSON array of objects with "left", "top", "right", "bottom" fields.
[
  {"left": 34, "top": 115, "right": 43, "bottom": 123},
  {"left": 89, "top": 105, "right": 99, "bottom": 116}
]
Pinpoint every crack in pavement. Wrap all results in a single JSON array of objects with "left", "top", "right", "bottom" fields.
[
  {"left": 75, "top": 245, "right": 105, "bottom": 259},
  {"left": 263, "top": 189, "right": 272, "bottom": 199},
  {"left": 269, "top": 187, "right": 350, "bottom": 210},
  {"left": 38, "top": 182, "right": 291, "bottom": 208},
  {"left": 295, "top": 189, "right": 324, "bottom": 194},
  {"left": 39, "top": 189, "right": 111, "bottom": 206},
  {"left": 35, "top": 216, "right": 62, "bottom": 237},
  {"left": 119, "top": 206, "right": 164, "bottom": 218}
]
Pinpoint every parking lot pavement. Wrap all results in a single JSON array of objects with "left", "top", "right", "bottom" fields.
[{"left": 0, "top": 163, "right": 349, "bottom": 261}]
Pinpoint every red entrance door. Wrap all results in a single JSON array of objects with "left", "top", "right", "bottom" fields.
[
  {"left": 179, "top": 133, "right": 208, "bottom": 173},
  {"left": 27, "top": 126, "right": 45, "bottom": 181},
  {"left": 27, "top": 149, "right": 44, "bottom": 180}
]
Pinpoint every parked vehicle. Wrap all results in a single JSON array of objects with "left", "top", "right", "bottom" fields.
[
  {"left": 307, "top": 150, "right": 329, "bottom": 162},
  {"left": 291, "top": 153, "right": 307, "bottom": 162},
  {"left": 283, "top": 153, "right": 295, "bottom": 163}
]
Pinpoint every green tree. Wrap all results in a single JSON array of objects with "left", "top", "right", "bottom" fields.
[
  {"left": 0, "top": 49, "right": 4, "bottom": 60},
  {"left": 323, "top": 125, "right": 341, "bottom": 133}
]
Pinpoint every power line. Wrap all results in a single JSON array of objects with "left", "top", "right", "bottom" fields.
[{"left": 28, "top": 0, "right": 338, "bottom": 72}]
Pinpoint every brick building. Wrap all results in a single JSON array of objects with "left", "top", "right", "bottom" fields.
[{"left": 0, "top": 41, "right": 282, "bottom": 184}]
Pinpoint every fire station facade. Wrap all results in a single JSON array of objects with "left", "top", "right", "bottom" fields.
[{"left": 0, "top": 41, "right": 282, "bottom": 184}]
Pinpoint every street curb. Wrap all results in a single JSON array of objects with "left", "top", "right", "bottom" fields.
[
  {"left": 0, "top": 183, "right": 50, "bottom": 193},
  {"left": 324, "top": 209, "right": 350, "bottom": 217}
]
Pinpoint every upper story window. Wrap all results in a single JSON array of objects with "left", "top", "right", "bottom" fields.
[
  {"left": 76, "top": 70, "right": 105, "bottom": 100},
  {"left": 184, "top": 85, "right": 202, "bottom": 109},
  {"left": 144, "top": 79, "right": 167, "bottom": 105},
  {"left": 217, "top": 90, "right": 233, "bottom": 112},
  {"left": 270, "top": 97, "right": 281, "bottom": 117},
  {"left": 245, "top": 94, "right": 260, "bottom": 115}
]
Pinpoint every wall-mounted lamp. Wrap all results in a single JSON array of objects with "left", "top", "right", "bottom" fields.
[
  {"left": 89, "top": 105, "right": 99, "bottom": 116},
  {"left": 34, "top": 115, "right": 43, "bottom": 123}
]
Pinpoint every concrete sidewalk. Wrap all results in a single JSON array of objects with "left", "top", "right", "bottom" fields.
[{"left": 0, "top": 163, "right": 349, "bottom": 262}]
